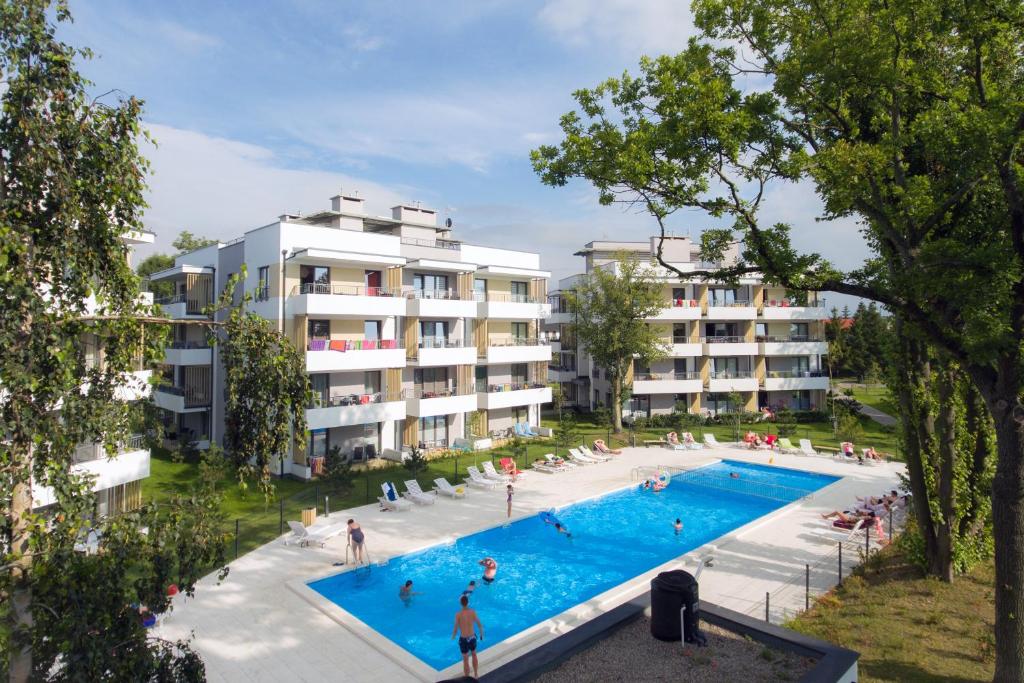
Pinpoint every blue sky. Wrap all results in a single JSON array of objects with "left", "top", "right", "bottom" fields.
[{"left": 59, "top": 0, "right": 867, "bottom": 306}]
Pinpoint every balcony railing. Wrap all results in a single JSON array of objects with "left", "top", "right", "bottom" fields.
[
  {"left": 310, "top": 391, "right": 387, "bottom": 409},
  {"left": 156, "top": 383, "right": 211, "bottom": 407},
  {"left": 255, "top": 285, "right": 270, "bottom": 302},
  {"left": 486, "top": 337, "right": 547, "bottom": 347},
  {"left": 292, "top": 283, "right": 396, "bottom": 297},
  {"left": 400, "top": 236, "right": 460, "bottom": 250},
  {"left": 757, "top": 335, "right": 823, "bottom": 343},
  {"left": 418, "top": 337, "right": 467, "bottom": 349},
  {"left": 669, "top": 298, "right": 699, "bottom": 308},
  {"left": 406, "top": 288, "right": 473, "bottom": 301},
  {"left": 708, "top": 299, "right": 752, "bottom": 307},
  {"left": 709, "top": 370, "right": 754, "bottom": 379},
  {"left": 634, "top": 371, "right": 701, "bottom": 381},
  {"left": 672, "top": 336, "right": 695, "bottom": 344},
  {"left": 407, "top": 386, "right": 474, "bottom": 399},
  {"left": 307, "top": 338, "right": 399, "bottom": 351},
  {"left": 168, "top": 340, "right": 210, "bottom": 349},
  {"left": 702, "top": 336, "right": 747, "bottom": 343},
  {"left": 486, "top": 381, "right": 548, "bottom": 392},
  {"left": 766, "top": 370, "right": 827, "bottom": 378},
  {"left": 480, "top": 292, "right": 546, "bottom": 304},
  {"left": 74, "top": 434, "right": 145, "bottom": 463},
  {"left": 763, "top": 298, "right": 825, "bottom": 308},
  {"left": 155, "top": 293, "right": 185, "bottom": 305}
]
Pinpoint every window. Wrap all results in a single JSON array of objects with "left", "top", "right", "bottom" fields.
[
  {"left": 705, "top": 322, "right": 737, "bottom": 339},
  {"left": 511, "top": 363, "right": 528, "bottom": 386},
  {"left": 364, "top": 371, "right": 381, "bottom": 396},
  {"left": 672, "top": 287, "right": 687, "bottom": 301},
  {"left": 474, "top": 278, "right": 487, "bottom": 301},
  {"left": 308, "top": 429, "right": 328, "bottom": 459},
  {"left": 673, "top": 358, "right": 688, "bottom": 375},
  {"left": 510, "top": 281, "right": 528, "bottom": 302},
  {"left": 672, "top": 323, "right": 688, "bottom": 343},
  {"left": 364, "top": 320, "right": 381, "bottom": 340},
  {"left": 708, "top": 288, "right": 737, "bottom": 305},
  {"left": 308, "top": 319, "right": 330, "bottom": 339},
  {"left": 705, "top": 393, "right": 736, "bottom": 413},
  {"left": 511, "top": 322, "right": 528, "bottom": 341},
  {"left": 364, "top": 270, "right": 382, "bottom": 294},
  {"left": 794, "top": 356, "right": 810, "bottom": 375},
  {"left": 419, "top": 416, "right": 448, "bottom": 448},
  {"left": 419, "top": 320, "right": 449, "bottom": 347},
  {"left": 414, "top": 367, "right": 449, "bottom": 396},
  {"left": 414, "top": 273, "right": 449, "bottom": 296},
  {"left": 475, "top": 366, "right": 488, "bottom": 392},
  {"left": 257, "top": 266, "right": 270, "bottom": 301},
  {"left": 310, "top": 373, "right": 329, "bottom": 406},
  {"left": 756, "top": 322, "right": 767, "bottom": 339},
  {"left": 512, "top": 406, "right": 528, "bottom": 424},
  {"left": 299, "top": 265, "right": 330, "bottom": 294},
  {"left": 789, "top": 322, "right": 809, "bottom": 341},
  {"left": 713, "top": 357, "right": 740, "bottom": 376}
]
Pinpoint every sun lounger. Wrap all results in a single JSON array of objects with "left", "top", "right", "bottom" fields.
[
  {"left": 403, "top": 480, "right": 437, "bottom": 505},
  {"left": 592, "top": 439, "right": 622, "bottom": 455},
  {"left": 513, "top": 422, "right": 534, "bottom": 438},
  {"left": 798, "top": 439, "right": 818, "bottom": 456},
  {"left": 481, "top": 461, "right": 511, "bottom": 482},
  {"left": 665, "top": 432, "right": 687, "bottom": 450},
  {"left": 522, "top": 422, "right": 539, "bottom": 437},
  {"left": 433, "top": 478, "right": 466, "bottom": 498},
  {"left": 567, "top": 448, "right": 598, "bottom": 464},
  {"left": 499, "top": 457, "right": 527, "bottom": 476},
  {"left": 544, "top": 453, "right": 576, "bottom": 469},
  {"left": 531, "top": 461, "right": 560, "bottom": 474},
  {"left": 465, "top": 466, "right": 500, "bottom": 489},
  {"left": 579, "top": 446, "right": 611, "bottom": 462},
  {"left": 860, "top": 449, "right": 881, "bottom": 466},
  {"left": 703, "top": 433, "right": 722, "bottom": 448},
  {"left": 838, "top": 442, "right": 858, "bottom": 462},
  {"left": 681, "top": 432, "right": 703, "bottom": 450},
  {"left": 821, "top": 518, "right": 865, "bottom": 544},
  {"left": 379, "top": 482, "right": 413, "bottom": 511},
  {"left": 776, "top": 437, "right": 799, "bottom": 454},
  {"left": 285, "top": 520, "right": 347, "bottom": 547}
]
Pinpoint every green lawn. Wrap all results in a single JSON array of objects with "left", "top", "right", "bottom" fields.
[
  {"left": 787, "top": 546, "right": 995, "bottom": 682},
  {"left": 145, "top": 411, "right": 900, "bottom": 566},
  {"left": 844, "top": 384, "right": 898, "bottom": 417}
]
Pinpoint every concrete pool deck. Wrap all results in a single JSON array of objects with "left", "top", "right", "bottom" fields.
[{"left": 156, "top": 445, "right": 903, "bottom": 682}]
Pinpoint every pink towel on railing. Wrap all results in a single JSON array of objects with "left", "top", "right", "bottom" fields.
[{"left": 309, "top": 339, "right": 327, "bottom": 351}]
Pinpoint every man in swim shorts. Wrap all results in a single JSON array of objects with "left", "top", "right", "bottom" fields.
[
  {"left": 462, "top": 580, "right": 476, "bottom": 596},
  {"left": 479, "top": 557, "right": 497, "bottom": 583},
  {"left": 452, "top": 595, "right": 484, "bottom": 678}
]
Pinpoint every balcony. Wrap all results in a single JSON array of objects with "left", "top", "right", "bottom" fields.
[
  {"left": 405, "top": 387, "right": 478, "bottom": 417},
  {"left": 547, "top": 310, "right": 572, "bottom": 325},
  {"left": 73, "top": 434, "right": 146, "bottom": 464},
  {"left": 153, "top": 384, "right": 210, "bottom": 413},
  {"left": 702, "top": 336, "right": 760, "bottom": 356},
  {"left": 290, "top": 284, "right": 406, "bottom": 318},
  {"left": 405, "top": 289, "right": 478, "bottom": 318},
  {"left": 705, "top": 300, "right": 757, "bottom": 320},
  {"left": 414, "top": 338, "right": 477, "bottom": 367},
  {"left": 647, "top": 299, "right": 702, "bottom": 321},
  {"left": 669, "top": 341, "right": 703, "bottom": 357},
  {"left": 476, "top": 293, "right": 551, "bottom": 320},
  {"left": 763, "top": 371, "right": 830, "bottom": 391},
  {"left": 35, "top": 442, "right": 150, "bottom": 508},
  {"left": 480, "top": 338, "right": 553, "bottom": 364},
  {"left": 633, "top": 371, "right": 704, "bottom": 395},
  {"left": 548, "top": 365, "right": 578, "bottom": 383},
  {"left": 154, "top": 292, "right": 212, "bottom": 319},
  {"left": 306, "top": 393, "right": 407, "bottom": 430},
  {"left": 477, "top": 383, "right": 552, "bottom": 410},
  {"left": 305, "top": 338, "right": 406, "bottom": 372},
  {"left": 761, "top": 300, "right": 828, "bottom": 320},
  {"left": 163, "top": 342, "right": 213, "bottom": 366},
  {"left": 707, "top": 370, "right": 759, "bottom": 393},
  {"left": 759, "top": 336, "right": 829, "bottom": 356}
]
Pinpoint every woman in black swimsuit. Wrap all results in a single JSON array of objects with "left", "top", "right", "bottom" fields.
[{"left": 347, "top": 519, "right": 365, "bottom": 564}]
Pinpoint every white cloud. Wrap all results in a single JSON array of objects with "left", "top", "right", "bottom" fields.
[
  {"left": 155, "top": 20, "right": 221, "bottom": 51},
  {"left": 537, "top": 0, "right": 697, "bottom": 56},
  {"left": 341, "top": 24, "right": 384, "bottom": 52},
  {"left": 137, "top": 123, "right": 410, "bottom": 257}
]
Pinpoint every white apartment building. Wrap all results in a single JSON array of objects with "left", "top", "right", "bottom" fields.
[
  {"left": 149, "top": 193, "right": 552, "bottom": 478},
  {"left": 546, "top": 236, "right": 829, "bottom": 417},
  {"left": 32, "top": 229, "right": 155, "bottom": 515}
]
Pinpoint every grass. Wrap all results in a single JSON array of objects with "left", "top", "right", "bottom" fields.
[
  {"left": 844, "top": 384, "right": 898, "bottom": 417},
  {"left": 143, "top": 410, "right": 900, "bottom": 564},
  {"left": 787, "top": 546, "right": 995, "bottom": 682}
]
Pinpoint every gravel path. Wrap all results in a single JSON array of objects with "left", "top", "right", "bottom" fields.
[{"left": 534, "top": 615, "right": 816, "bottom": 683}]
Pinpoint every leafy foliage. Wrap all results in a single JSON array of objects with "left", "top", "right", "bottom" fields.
[
  {"left": 322, "top": 445, "right": 354, "bottom": 493},
  {"left": 552, "top": 412, "right": 580, "bottom": 452},
  {"left": 136, "top": 253, "right": 175, "bottom": 298},
  {"left": 402, "top": 446, "right": 428, "bottom": 477},
  {"left": 171, "top": 231, "right": 217, "bottom": 255}
]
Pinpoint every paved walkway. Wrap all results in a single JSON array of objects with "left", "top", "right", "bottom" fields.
[
  {"left": 156, "top": 446, "right": 903, "bottom": 682},
  {"left": 857, "top": 403, "right": 898, "bottom": 426}
]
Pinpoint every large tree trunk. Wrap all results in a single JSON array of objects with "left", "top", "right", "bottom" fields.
[
  {"left": 9, "top": 446, "right": 33, "bottom": 683},
  {"left": 987, "top": 393, "right": 1024, "bottom": 683},
  {"left": 933, "top": 364, "right": 956, "bottom": 583},
  {"left": 611, "top": 377, "right": 623, "bottom": 433}
]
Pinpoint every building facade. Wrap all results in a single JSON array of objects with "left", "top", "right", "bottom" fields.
[
  {"left": 546, "top": 236, "right": 829, "bottom": 417},
  {"left": 150, "top": 193, "right": 552, "bottom": 478}
]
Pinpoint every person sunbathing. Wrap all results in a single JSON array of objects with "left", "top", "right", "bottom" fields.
[
  {"left": 864, "top": 446, "right": 883, "bottom": 461},
  {"left": 593, "top": 439, "right": 622, "bottom": 455},
  {"left": 682, "top": 432, "right": 696, "bottom": 445},
  {"left": 820, "top": 509, "right": 870, "bottom": 524}
]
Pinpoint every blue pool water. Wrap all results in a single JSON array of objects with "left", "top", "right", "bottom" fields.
[{"left": 308, "top": 460, "right": 839, "bottom": 670}]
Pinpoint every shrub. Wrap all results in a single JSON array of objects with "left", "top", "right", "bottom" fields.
[
  {"left": 322, "top": 445, "right": 354, "bottom": 492},
  {"left": 403, "top": 445, "right": 428, "bottom": 476}
]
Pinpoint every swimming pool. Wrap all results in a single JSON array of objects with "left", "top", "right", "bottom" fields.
[{"left": 308, "top": 460, "right": 839, "bottom": 671}]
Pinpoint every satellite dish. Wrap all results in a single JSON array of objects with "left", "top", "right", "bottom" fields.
[{"left": 446, "top": 217, "right": 453, "bottom": 228}]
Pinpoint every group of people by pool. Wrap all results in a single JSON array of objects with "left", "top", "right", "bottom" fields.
[{"left": 821, "top": 489, "right": 909, "bottom": 543}]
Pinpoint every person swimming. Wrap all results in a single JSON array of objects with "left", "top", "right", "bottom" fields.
[
  {"left": 729, "top": 472, "right": 740, "bottom": 479},
  {"left": 674, "top": 518, "right": 683, "bottom": 534},
  {"left": 553, "top": 522, "right": 572, "bottom": 538},
  {"left": 399, "top": 580, "right": 420, "bottom": 606},
  {"left": 462, "top": 580, "right": 477, "bottom": 596},
  {"left": 479, "top": 557, "right": 498, "bottom": 583}
]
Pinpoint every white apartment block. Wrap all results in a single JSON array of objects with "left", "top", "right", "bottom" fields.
[
  {"left": 546, "top": 236, "right": 829, "bottom": 417},
  {"left": 149, "top": 193, "right": 552, "bottom": 478},
  {"left": 33, "top": 229, "right": 155, "bottom": 515}
]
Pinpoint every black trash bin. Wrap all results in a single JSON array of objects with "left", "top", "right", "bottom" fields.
[{"left": 650, "top": 569, "right": 700, "bottom": 642}]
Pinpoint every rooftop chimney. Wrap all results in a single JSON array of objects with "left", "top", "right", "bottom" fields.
[
  {"left": 330, "top": 189, "right": 366, "bottom": 214},
  {"left": 391, "top": 204, "right": 437, "bottom": 227}
]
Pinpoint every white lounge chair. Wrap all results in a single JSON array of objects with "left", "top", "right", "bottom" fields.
[
  {"left": 465, "top": 466, "right": 500, "bottom": 489},
  {"left": 665, "top": 433, "right": 687, "bottom": 451},
  {"left": 285, "top": 520, "right": 347, "bottom": 547},
  {"left": 821, "top": 518, "right": 865, "bottom": 545},
  {"left": 544, "top": 453, "right": 576, "bottom": 470},
  {"left": 433, "top": 477, "right": 467, "bottom": 498},
  {"left": 681, "top": 433, "right": 703, "bottom": 450},
  {"left": 403, "top": 480, "right": 437, "bottom": 505},
  {"left": 531, "top": 461, "right": 561, "bottom": 474},
  {"left": 703, "top": 433, "right": 722, "bottom": 448},
  {"left": 379, "top": 482, "right": 413, "bottom": 511},
  {"left": 799, "top": 439, "right": 818, "bottom": 456},
  {"left": 567, "top": 448, "right": 598, "bottom": 465},
  {"left": 579, "top": 445, "right": 611, "bottom": 462},
  {"left": 481, "top": 461, "right": 511, "bottom": 482}
]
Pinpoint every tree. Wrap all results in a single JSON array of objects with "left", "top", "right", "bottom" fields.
[
  {"left": 136, "top": 253, "right": 175, "bottom": 298},
  {"left": 322, "top": 445, "right": 354, "bottom": 494},
  {"left": 823, "top": 307, "right": 849, "bottom": 379},
  {"left": 402, "top": 446, "right": 428, "bottom": 478},
  {"left": 552, "top": 412, "right": 580, "bottom": 453},
  {"left": 532, "top": 2, "right": 1024, "bottom": 674},
  {"left": 0, "top": 2, "right": 225, "bottom": 679},
  {"left": 217, "top": 272, "right": 311, "bottom": 496},
  {"left": 171, "top": 231, "right": 217, "bottom": 255},
  {"left": 567, "top": 255, "right": 668, "bottom": 432}
]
